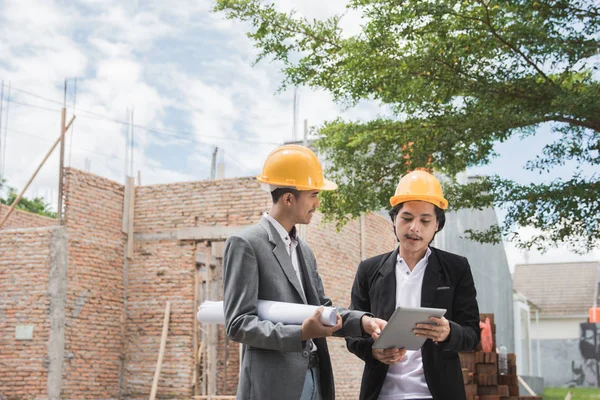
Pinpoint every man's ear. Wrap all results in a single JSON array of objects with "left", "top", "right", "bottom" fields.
[{"left": 283, "top": 192, "right": 294, "bottom": 206}]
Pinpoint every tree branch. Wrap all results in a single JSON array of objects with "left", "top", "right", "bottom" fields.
[
  {"left": 552, "top": 116, "right": 600, "bottom": 132},
  {"left": 476, "top": 0, "right": 559, "bottom": 88},
  {"left": 267, "top": 21, "right": 343, "bottom": 51}
]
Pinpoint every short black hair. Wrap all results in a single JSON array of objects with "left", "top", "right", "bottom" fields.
[
  {"left": 271, "top": 187, "right": 301, "bottom": 204},
  {"left": 388, "top": 202, "right": 446, "bottom": 232}
]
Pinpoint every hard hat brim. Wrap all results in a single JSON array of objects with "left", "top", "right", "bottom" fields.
[
  {"left": 319, "top": 178, "right": 338, "bottom": 191},
  {"left": 256, "top": 176, "right": 338, "bottom": 191},
  {"left": 389, "top": 194, "right": 448, "bottom": 210}
]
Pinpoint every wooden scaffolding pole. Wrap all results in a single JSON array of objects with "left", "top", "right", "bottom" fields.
[
  {"left": 149, "top": 301, "right": 171, "bottom": 400},
  {"left": 57, "top": 107, "right": 66, "bottom": 224},
  {"left": 193, "top": 263, "right": 200, "bottom": 395},
  {"left": 0, "top": 112, "right": 75, "bottom": 228},
  {"left": 206, "top": 250, "right": 218, "bottom": 397}
]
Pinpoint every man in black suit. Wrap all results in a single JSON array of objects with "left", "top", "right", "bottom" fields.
[{"left": 346, "top": 170, "right": 480, "bottom": 400}]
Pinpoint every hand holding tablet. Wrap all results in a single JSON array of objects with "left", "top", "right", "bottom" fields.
[{"left": 372, "top": 306, "right": 447, "bottom": 351}]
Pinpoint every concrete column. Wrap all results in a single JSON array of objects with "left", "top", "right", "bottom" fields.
[{"left": 47, "top": 226, "right": 68, "bottom": 400}]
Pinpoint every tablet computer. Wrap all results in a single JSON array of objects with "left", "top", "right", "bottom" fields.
[{"left": 372, "top": 306, "right": 447, "bottom": 351}]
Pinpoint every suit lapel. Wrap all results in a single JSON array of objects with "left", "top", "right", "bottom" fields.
[
  {"left": 377, "top": 248, "right": 399, "bottom": 321},
  {"left": 259, "top": 217, "right": 307, "bottom": 304},
  {"left": 421, "top": 247, "right": 441, "bottom": 307}
]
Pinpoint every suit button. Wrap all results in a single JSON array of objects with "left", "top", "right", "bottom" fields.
[{"left": 302, "top": 350, "right": 309, "bottom": 358}]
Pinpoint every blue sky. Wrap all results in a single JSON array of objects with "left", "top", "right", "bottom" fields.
[{"left": 0, "top": 0, "right": 597, "bottom": 269}]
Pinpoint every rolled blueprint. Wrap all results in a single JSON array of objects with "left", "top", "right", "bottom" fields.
[{"left": 197, "top": 300, "right": 338, "bottom": 327}]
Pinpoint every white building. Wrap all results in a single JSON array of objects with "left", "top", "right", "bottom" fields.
[{"left": 513, "top": 261, "right": 600, "bottom": 387}]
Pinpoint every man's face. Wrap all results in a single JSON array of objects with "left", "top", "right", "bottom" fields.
[
  {"left": 394, "top": 201, "right": 439, "bottom": 254},
  {"left": 290, "top": 190, "right": 320, "bottom": 225}
]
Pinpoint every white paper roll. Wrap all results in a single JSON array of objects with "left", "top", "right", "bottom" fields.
[
  {"left": 197, "top": 300, "right": 338, "bottom": 327},
  {"left": 196, "top": 301, "right": 226, "bottom": 324}
]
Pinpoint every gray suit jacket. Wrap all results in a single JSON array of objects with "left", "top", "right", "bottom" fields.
[{"left": 223, "top": 216, "right": 366, "bottom": 400}]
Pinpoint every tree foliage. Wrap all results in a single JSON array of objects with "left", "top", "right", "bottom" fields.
[
  {"left": 215, "top": 0, "right": 600, "bottom": 252},
  {"left": 0, "top": 179, "right": 57, "bottom": 219}
]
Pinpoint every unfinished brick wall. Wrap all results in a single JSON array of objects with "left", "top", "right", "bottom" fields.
[
  {"left": 134, "top": 177, "right": 269, "bottom": 233},
  {"left": 126, "top": 178, "right": 270, "bottom": 398},
  {"left": 364, "top": 212, "right": 397, "bottom": 258},
  {"left": 123, "top": 239, "right": 196, "bottom": 398},
  {"left": 0, "top": 167, "right": 398, "bottom": 399},
  {"left": 61, "top": 168, "right": 126, "bottom": 398},
  {"left": 0, "top": 203, "right": 55, "bottom": 230},
  {"left": 0, "top": 227, "right": 54, "bottom": 398}
]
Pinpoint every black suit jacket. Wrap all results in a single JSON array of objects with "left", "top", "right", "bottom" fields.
[{"left": 346, "top": 246, "right": 480, "bottom": 400}]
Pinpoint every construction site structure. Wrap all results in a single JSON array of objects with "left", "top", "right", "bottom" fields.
[{"left": 0, "top": 167, "right": 396, "bottom": 399}]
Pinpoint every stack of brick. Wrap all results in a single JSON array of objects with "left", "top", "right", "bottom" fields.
[{"left": 459, "top": 314, "right": 541, "bottom": 400}]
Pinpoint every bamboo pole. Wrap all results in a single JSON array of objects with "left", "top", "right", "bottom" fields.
[
  {"left": 207, "top": 264, "right": 217, "bottom": 396},
  {"left": 517, "top": 375, "right": 537, "bottom": 396},
  {"left": 57, "top": 107, "right": 66, "bottom": 224},
  {"left": 0, "top": 115, "right": 75, "bottom": 228},
  {"left": 193, "top": 265, "right": 200, "bottom": 395},
  {"left": 149, "top": 301, "right": 171, "bottom": 400},
  {"left": 126, "top": 177, "right": 135, "bottom": 259}
]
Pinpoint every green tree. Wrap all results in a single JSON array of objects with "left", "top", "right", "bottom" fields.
[
  {"left": 215, "top": 0, "right": 600, "bottom": 252},
  {"left": 0, "top": 179, "right": 57, "bottom": 219}
]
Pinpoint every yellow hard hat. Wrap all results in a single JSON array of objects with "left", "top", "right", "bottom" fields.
[
  {"left": 257, "top": 145, "right": 337, "bottom": 191},
  {"left": 389, "top": 170, "right": 448, "bottom": 209}
]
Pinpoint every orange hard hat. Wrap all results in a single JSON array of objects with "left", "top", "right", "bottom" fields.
[
  {"left": 256, "top": 145, "right": 337, "bottom": 191},
  {"left": 389, "top": 170, "right": 448, "bottom": 209}
]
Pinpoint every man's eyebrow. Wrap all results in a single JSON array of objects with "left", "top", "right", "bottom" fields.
[{"left": 400, "top": 211, "right": 433, "bottom": 217}]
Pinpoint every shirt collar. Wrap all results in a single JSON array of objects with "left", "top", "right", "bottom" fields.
[
  {"left": 397, "top": 247, "right": 431, "bottom": 271},
  {"left": 263, "top": 212, "right": 297, "bottom": 244}
]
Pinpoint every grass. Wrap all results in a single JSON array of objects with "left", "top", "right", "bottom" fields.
[{"left": 544, "top": 387, "right": 600, "bottom": 399}]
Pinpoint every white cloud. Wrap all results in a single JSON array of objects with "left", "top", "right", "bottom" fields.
[{"left": 0, "top": 0, "right": 594, "bottom": 270}]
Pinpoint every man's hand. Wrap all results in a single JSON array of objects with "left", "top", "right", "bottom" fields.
[
  {"left": 372, "top": 347, "right": 406, "bottom": 364},
  {"left": 361, "top": 315, "right": 387, "bottom": 340},
  {"left": 301, "top": 307, "right": 343, "bottom": 340},
  {"left": 413, "top": 316, "right": 451, "bottom": 344}
]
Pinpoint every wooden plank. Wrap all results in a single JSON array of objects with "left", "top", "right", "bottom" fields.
[
  {"left": 0, "top": 115, "right": 75, "bottom": 228},
  {"left": 126, "top": 177, "right": 135, "bottom": 259},
  {"left": 57, "top": 108, "right": 66, "bottom": 225},
  {"left": 206, "top": 250, "right": 219, "bottom": 396},
  {"left": 194, "top": 264, "right": 200, "bottom": 396},
  {"left": 135, "top": 226, "right": 242, "bottom": 242},
  {"left": 198, "top": 246, "right": 208, "bottom": 397},
  {"left": 149, "top": 301, "right": 171, "bottom": 400},
  {"left": 122, "top": 177, "right": 133, "bottom": 233},
  {"left": 178, "top": 226, "right": 241, "bottom": 241},
  {"left": 211, "top": 241, "right": 226, "bottom": 259},
  {"left": 518, "top": 375, "right": 537, "bottom": 396},
  {"left": 135, "top": 231, "right": 179, "bottom": 241}
]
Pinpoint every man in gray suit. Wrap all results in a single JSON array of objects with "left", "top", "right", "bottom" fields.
[{"left": 223, "top": 144, "right": 385, "bottom": 400}]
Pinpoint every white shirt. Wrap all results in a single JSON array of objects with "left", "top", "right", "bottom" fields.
[
  {"left": 263, "top": 213, "right": 304, "bottom": 294},
  {"left": 263, "top": 213, "right": 317, "bottom": 353},
  {"left": 379, "top": 248, "right": 433, "bottom": 400}
]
